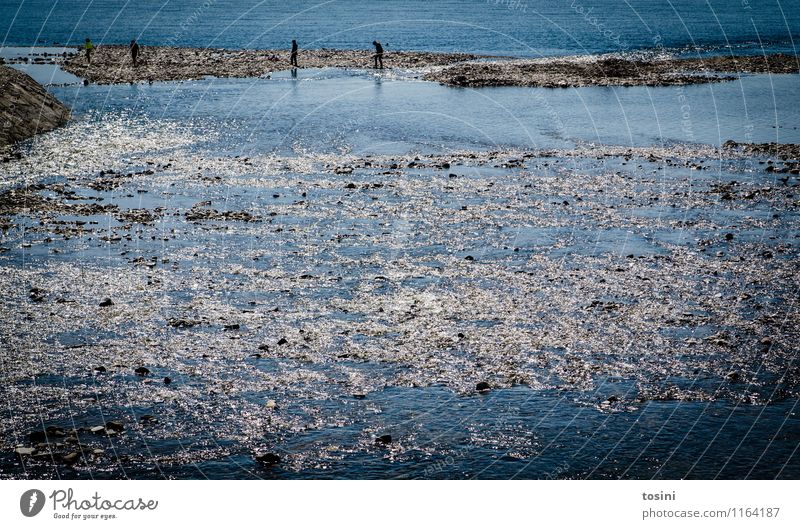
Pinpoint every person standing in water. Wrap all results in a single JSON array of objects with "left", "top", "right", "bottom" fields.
[
  {"left": 83, "top": 38, "right": 94, "bottom": 64},
  {"left": 290, "top": 39, "right": 298, "bottom": 67},
  {"left": 130, "top": 39, "right": 140, "bottom": 67},
  {"left": 372, "top": 40, "right": 384, "bottom": 69}
]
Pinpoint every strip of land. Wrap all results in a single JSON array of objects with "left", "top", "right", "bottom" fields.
[
  {"left": 424, "top": 54, "right": 800, "bottom": 87},
  {"left": 59, "top": 46, "right": 800, "bottom": 87},
  {"left": 62, "top": 45, "right": 489, "bottom": 84}
]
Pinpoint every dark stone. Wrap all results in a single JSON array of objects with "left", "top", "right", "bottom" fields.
[
  {"left": 277, "top": 338, "right": 288, "bottom": 346},
  {"left": 761, "top": 250, "right": 773, "bottom": 259},
  {"left": 163, "top": 377, "right": 172, "bottom": 385},
  {"left": 224, "top": 324, "right": 240, "bottom": 331},
  {"left": 29, "top": 431, "right": 47, "bottom": 443},
  {"left": 61, "top": 452, "right": 80, "bottom": 465},
  {"left": 93, "top": 366, "right": 107, "bottom": 373},
  {"left": 134, "top": 367, "right": 150, "bottom": 376},
  {"left": 45, "top": 426, "right": 66, "bottom": 437},
  {"left": 105, "top": 421, "right": 125, "bottom": 432},
  {"left": 352, "top": 394, "right": 366, "bottom": 400},
  {"left": 724, "top": 233, "right": 734, "bottom": 241},
  {"left": 255, "top": 452, "right": 281, "bottom": 465},
  {"left": 464, "top": 255, "right": 474, "bottom": 261},
  {"left": 99, "top": 297, "right": 114, "bottom": 307},
  {"left": 476, "top": 381, "right": 491, "bottom": 392},
  {"left": 375, "top": 434, "right": 393, "bottom": 445},
  {"left": 726, "top": 371, "right": 741, "bottom": 382}
]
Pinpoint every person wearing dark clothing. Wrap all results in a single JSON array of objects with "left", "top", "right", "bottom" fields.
[
  {"left": 84, "top": 38, "right": 94, "bottom": 64},
  {"left": 290, "top": 39, "right": 298, "bottom": 67},
  {"left": 372, "top": 40, "right": 383, "bottom": 69},
  {"left": 130, "top": 40, "right": 140, "bottom": 67}
]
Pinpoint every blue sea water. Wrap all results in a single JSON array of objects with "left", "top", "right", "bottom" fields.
[{"left": 2, "top": 0, "right": 799, "bottom": 56}]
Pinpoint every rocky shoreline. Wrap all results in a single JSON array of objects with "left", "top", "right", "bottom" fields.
[
  {"left": 424, "top": 53, "right": 800, "bottom": 88},
  {"left": 62, "top": 45, "right": 490, "bottom": 84},
  {"left": 59, "top": 46, "right": 800, "bottom": 87},
  {"left": 0, "top": 65, "right": 70, "bottom": 149}
]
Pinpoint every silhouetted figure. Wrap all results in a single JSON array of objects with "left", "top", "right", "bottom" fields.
[
  {"left": 372, "top": 40, "right": 384, "bottom": 69},
  {"left": 84, "top": 38, "right": 94, "bottom": 64},
  {"left": 290, "top": 39, "right": 298, "bottom": 67},
  {"left": 130, "top": 39, "right": 140, "bottom": 67}
]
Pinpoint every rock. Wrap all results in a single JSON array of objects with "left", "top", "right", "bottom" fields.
[
  {"left": 45, "top": 426, "right": 66, "bottom": 437},
  {"left": 29, "top": 431, "right": 47, "bottom": 443},
  {"left": 93, "top": 366, "right": 107, "bottom": 373},
  {"left": 476, "top": 381, "right": 491, "bottom": 392},
  {"left": 265, "top": 399, "right": 277, "bottom": 409},
  {"left": 61, "top": 452, "right": 80, "bottom": 464},
  {"left": 277, "top": 337, "right": 288, "bottom": 346},
  {"left": 15, "top": 447, "right": 36, "bottom": 456},
  {"left": 139, "top": 414, "right": 156, "bottom": 423},
  {"left": 375, "top": 434, "right": 393, "bottom": 445},
  {"left": 134, "top": 367, "right": 150, "bottom": 376},
  {"left": 89, "top": 426, "right": 106, "bottom": 434},
  {"left": 0, "top": 65, "right": 70, "bottom": 148},
  {"left": 464, "top": 255, "right": 474, "bottom": 261},
  {"left": 224, "top": 324, "right": 240, "bottom": 331},
  {"left": 352, "top": 393, "right": 366, "bottom": 399},
  {"left": 163, "top": 376, "right": 172, "bottom": 384},
  {"left": 105, "top": 421, "right": 125, "bottom": 432},
  {"left": 99, "top": 297, "right": 114, "bottom": 307},
  {"left": 761, "top": 250, "right": 773, "bottom": 259},
  {"left": 724, "top": 233, "right": 734, "bottom": 241},
  {"left": 726, "top": 371, "right": 741, "bottom": 382},
  {"left": 255, "top": 452, "right": 281, "bottom": 465}
]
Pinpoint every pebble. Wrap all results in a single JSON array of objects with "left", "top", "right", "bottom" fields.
[
  {"left": 99, "top": 297, "right": 114, "bottom": 307},
  {"left": 134, "top": 367, "right": 150, "bottom": 376},
  {"left": 476, "top": 381, "right": 491, "bottom": 392},
  {"left": 105, "top": 421, "right": 125, "bottom": 432},
  {"left": 15, "top": 447, "right": 36, "bottom": 456},
  {"left": 375, "top": 434, "right": 393, "bottom": 445},
  {"left": 255, "top": 453, "right": 281, "bottom": 465},
  {"left": 61, "top": 452, "right": 80, "bottom": 464}
]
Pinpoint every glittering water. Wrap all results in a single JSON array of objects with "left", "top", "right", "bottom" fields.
[{"left": 1, "top": 2, "right": 800, "bottom": 479}]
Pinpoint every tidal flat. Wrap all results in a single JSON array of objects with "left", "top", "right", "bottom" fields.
[{"left": 1, "top": 125, "right": 798, "bottom": 477}]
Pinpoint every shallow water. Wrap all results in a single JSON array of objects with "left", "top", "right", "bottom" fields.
[
  {"left": 31, "top": 67, "right": 800, "bottom": 158},
  {"left": 1, "top": 106, "right": 798, "bottom": 477}
]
